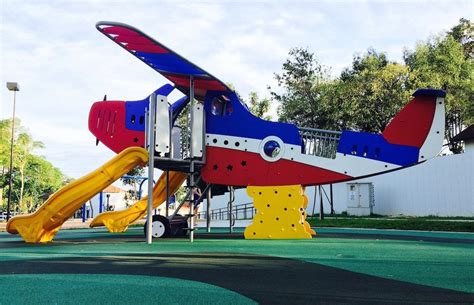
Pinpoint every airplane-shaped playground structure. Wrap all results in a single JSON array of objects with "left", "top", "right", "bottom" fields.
[{"left": 7, "top": 21, "right": 446, "bottom": 243}]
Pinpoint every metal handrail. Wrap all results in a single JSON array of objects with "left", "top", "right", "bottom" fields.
[
  {"left": 197, "top": 202, "right": 256, "bottom": 221},
  {"left": 298, "top": 127, "right": 342, "bottom": 135},
  {"left": 298, "top": 127, "right": 341, "bottom": 159}
]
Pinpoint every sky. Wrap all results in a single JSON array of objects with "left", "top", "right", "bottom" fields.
[{"left": 0, "top": 0, "right": 472, "bottom": 179}]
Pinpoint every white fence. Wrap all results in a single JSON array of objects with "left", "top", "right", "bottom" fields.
[{"left": 324, "top": 151, "right": 473, "bottom": 216}]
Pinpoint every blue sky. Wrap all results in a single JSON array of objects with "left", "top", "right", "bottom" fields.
[{"left": 1, "top": 0, "right": 472, "bottom": 178}]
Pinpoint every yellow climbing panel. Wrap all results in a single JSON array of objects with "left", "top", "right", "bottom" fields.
[{"left": 244, "top": 185, "right": 315, "bottom": 239}]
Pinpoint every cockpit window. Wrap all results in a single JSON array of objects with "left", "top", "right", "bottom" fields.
[{"left": 211, "top": 95, "right": 233, "bottom": 116}]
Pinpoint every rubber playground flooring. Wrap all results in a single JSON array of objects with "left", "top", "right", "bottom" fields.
[{"left": 0, "top": 227, "right": 473, "bottom": 305}]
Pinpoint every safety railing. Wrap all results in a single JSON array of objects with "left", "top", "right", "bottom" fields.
[
  {"left": 298, "top": 127, "right": 342, "bottom": 159},
  {"left": 197, "top": 203, "right": 256, "bottom": 221},
  {"left": 179, "top": 123, "right": 191, "bottom": 159}
]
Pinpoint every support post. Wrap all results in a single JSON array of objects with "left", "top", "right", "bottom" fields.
[
  {"left": 99, "top": 191, "right": 103, "bottom": 214},
  {"left": 228, "top": 186, "right": 234, "bottom": 233},
  {"left": 165, "top": 170, "right": 170, "bottom": 217},
  {"left": 319, "top": 185, "right": 324, "bottom": 220},
  {"left": 312, "top": 186, "right": 317, "bottom": 217},
  {"left": 146, "top": 93, "right": 156, "bottom": 244},
  {"left": 6, "top": 90, "right": 17, "bottom": 221},
  {"left": 329, "top": 184, "right": 335, "bottom": 215},
  {"left": 81, "top": 204, "right": 86, "bottom": 223},
  {"left": 189, "top": 76, "right": 195, "bottom": 243},
  {"left": 206, "top": 187, "right": 211, "bottom": 233}
]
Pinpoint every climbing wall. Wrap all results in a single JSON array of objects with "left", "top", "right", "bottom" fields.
[{"left": 244, "top": 185, "right": 315, "bottom": 239}]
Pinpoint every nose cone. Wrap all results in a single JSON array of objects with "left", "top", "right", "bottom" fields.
[{"left": 88, "top": 101, "right": 145, "bottom": 154}]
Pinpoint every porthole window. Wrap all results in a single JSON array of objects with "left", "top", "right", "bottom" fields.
[
  {"left": 259, "top": 136, "right": 285, "bottom": 162},
  {"left": 264, "top": 140, "right": 281, "bottom": 158}
]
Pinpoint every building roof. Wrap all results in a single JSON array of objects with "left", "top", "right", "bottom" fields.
[
  {"left": 103, "top": 185, "right": 124, "bottom": 193},
  {"left": 452, "top": 125, "right": 474, "bottom": 142}
]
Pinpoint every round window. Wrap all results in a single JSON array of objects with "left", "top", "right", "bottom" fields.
[
  {"left": 264, "top": 140, "right": 281, "bottom": 158},
  {"left": 259, "top": 136, "right": 285, "bottom": 162}
]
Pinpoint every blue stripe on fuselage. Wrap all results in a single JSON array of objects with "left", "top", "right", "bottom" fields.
[
  {"left": 204, "top": 91, "right": 302, "bottom": 145},
  {"left": 337, "top": 131, "right": 419, "bottom": 166},
  {"left": 125, "top": 84, "right": 175, "bottom": 131}
]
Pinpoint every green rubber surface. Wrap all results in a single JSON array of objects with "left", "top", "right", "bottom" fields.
[
  {"left": 1, "top": 227, "right": 473, "bottom": 304},
  {"left": 0, "top": 274, "right": 256, "bottom": 305}
]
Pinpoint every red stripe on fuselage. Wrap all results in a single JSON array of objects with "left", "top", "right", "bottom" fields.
[{"left": 201, "top": 146, "right": 351, "bottom": 186}]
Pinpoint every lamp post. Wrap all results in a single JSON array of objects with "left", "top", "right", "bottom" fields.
[{"left": 6, "top": 82, "right": 20, "bottom": 221}]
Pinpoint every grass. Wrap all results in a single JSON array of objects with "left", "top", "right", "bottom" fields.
[{"left": 308, "top": 215, "right": 474, "bottom": 232}]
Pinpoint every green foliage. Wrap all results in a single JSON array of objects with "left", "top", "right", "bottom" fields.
[
  {"left": 121, "top": 167, "right": 145, "bottom": 186},
  {"left": 404, "top": 35, "right": 472, "bottom": 118},
  {"left": 174, "top": 185, "right": 188, "bottom": 204},
  {"left": 448, "top": 18, "right": 473, "bottom": 59},
  {"left": 271, "top": 47, "right": 337, "bottom": 129},
  {"left": 19, "top": 154, "right": 65, "bottom": 213},
  {"left": 272, "top": 19, "right": 473, "bottom": 153},
  {"left": 339, "top": 49, "right": 411, "bottom": 132},
  {"left": 227, "top": 83, "right": 272, "bottom": 120},
  {"left": 404, "top": 20, "right": 473, "bottom": 152},
  {"left": 0, "top": 120, "right": 12, "bottom": 169},
  {"left": 0, "top": 118, "right": 67, "bottom": 213},
  {"left": 307, "top": 216, "right": 474, "bottom": 232},
  {"left": 121, "top": 167, "right": 145, "bottom": 203},
  {"left": 271, "top": 47, "right": 410, "bottom": 132},
  {"left": 246, "top": 92, "right": 271, "bottom": 120}
]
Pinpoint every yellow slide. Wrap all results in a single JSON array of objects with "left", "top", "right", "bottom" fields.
[
  {"left": 6, "top": 147, "right": 148, "bottom": 243},
  {"left": 90, "top": 171, "right": 187, "bottom": 233}
]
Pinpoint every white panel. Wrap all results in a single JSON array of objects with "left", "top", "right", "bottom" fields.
[
  {"left": 191, "top": 103, "right": 204, "bottom": 158},
  {"left": 205, "top": 133, "right": 400, "bottom": 178},
  {"left": 171, "top": 126, "right": 182, "bottom": 159},
  {"left": 154, "top": 95, "right": 170, "bottom": 155},
  {"left": 419, "top": 97, "right": 445, "bottom": 161},
  {"left": 347, "top": 184, "right": 359, "bottom": 207},
  {"left": 321, "top": 152, "right": 473, "bottom": 217}
]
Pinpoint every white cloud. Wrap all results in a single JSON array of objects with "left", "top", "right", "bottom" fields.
[{"left": 1, "top": 0, "right": 471, "bottom": 178}]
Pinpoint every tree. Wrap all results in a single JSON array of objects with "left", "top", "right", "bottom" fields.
[
  {"left": 121, "top": 167, "right": 145, "bottom": 203},
  {"left": 271, "top": 19, "right": 473, "bottom": 157},
  {"left": 227, "top": 83, "right": 272, "bottom": 120},
  {"left": 14, "top": 131, "right": 44, "bottom": 206},
  {"left": 21, "top": 154, "right": 64, "bottom": 213},
  {"left": 338, "top": 49, "right": 410, "bottom": 133},
  {"left": 0, "top": 118, "right": 66, "bottom": 213},
  {"left": 404, "top": 20, "right": 473, "bottom": 153},
  {"left": 245, "top": 92, "right": 272, "bottom": 120},
  {"left": 0, "top": 120, "right": 12, "bottom": 173},
  {"left": 448, "top": 18, "right": 473, "bottom": 59},
  {"left": 271, "top": 48, "right": 410, "bottom": 133},
  {"left": 270, "top": 47, "right": 338, "bottom": 129}
]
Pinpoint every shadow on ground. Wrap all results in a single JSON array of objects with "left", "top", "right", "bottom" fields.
[{"left": 1, "top": 252, "right": 473, "bottom": 305}]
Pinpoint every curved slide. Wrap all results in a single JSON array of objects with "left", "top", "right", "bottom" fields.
[
  {"left": 90, "top": 171, "right": 187, "bottom": 233},
  {"left": 6, "top": 147, "right": 148, "bottom": 243}
]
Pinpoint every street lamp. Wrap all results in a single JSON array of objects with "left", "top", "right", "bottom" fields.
[{"left": 6, "top": 82, "right": 20, "bottom": 221}]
